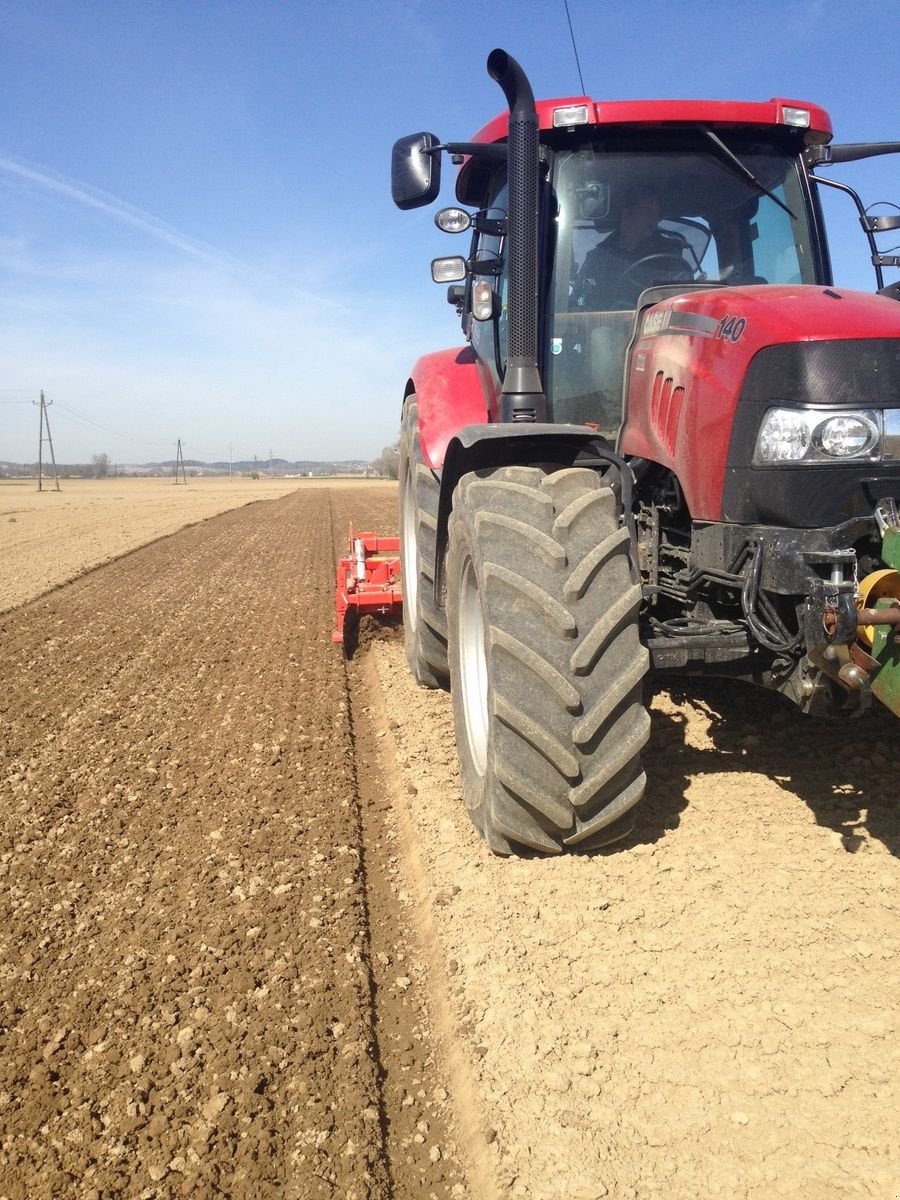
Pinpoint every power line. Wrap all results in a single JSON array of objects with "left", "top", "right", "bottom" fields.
[
  {"left": 6, "top": 388, "right": 257, "bottom": 464},
  {"left": 44, "top": 396, "right": 230, "bottom": 461},
  {"left": 47, "top": 396, "right": 174, "bottom": 449},
  {"left": 34, "top": 391, "right": 60, "bottom": 492},
  {"left": 563, "top": 0, "right": 587, "bottom": 95}
]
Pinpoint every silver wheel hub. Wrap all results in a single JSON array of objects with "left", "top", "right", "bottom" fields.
[
  {"left": 401, "top": 468, "right": 418, "bottom": 629},
  {"left": 458, "top": 555, "right": 489, "bottom": 776}
]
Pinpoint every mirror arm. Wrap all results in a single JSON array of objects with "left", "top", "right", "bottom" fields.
[
  {"left": 812, "top": 174, "right": 886, "bottom": 290},
  {"left": 433, "top": 142, "right": 508, "bottom": 163}
]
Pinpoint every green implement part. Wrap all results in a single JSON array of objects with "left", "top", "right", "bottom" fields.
[
  {"left": 883, "top": 527, "right": 900, "bottom": 572},
  {"left": 870, "top": 524, "right": 900, "bottom": 717}
]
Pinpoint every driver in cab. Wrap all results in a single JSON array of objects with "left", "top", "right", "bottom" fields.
[{"left": 574, "top": 184, "right": 688, "bottom": 310}]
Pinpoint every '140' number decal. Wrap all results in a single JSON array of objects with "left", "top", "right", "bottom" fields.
[{"left": 716, "top": 314, "right": 747, "bottom": 343}]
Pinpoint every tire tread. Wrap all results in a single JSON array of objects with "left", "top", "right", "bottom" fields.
[{"left": 447, "top": 465, "right": 649, "bottom": 855}]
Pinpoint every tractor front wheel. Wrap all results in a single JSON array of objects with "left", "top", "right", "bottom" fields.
[
  {"left": 399, "top": 396, "right": 449, "bottom": 688},
  {"left": 446, "top": 465, "right": 650, "bottom": 855}
]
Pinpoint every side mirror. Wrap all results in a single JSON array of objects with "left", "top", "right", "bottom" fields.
[
  {"left": 576, "top": 181, "right": 610, "bottom": 221},
  {"left": 392, "top": 132, "right": 441, "bottom": 210}
]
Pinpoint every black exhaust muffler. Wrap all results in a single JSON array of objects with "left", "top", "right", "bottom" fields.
[{"left": 487, "top": 50, "right": 547, "bottom": 423}]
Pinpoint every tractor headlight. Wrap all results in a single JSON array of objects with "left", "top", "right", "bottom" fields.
[
  {"left": 753, "top": 408, "right": 882, "bottom": 465},
  {"left": 471, "top": 279, "right": 495, "bottom": 321},
  {"left": 814, "top": 414, "right": 880, "bottom": 457},
  {"left": 754, "top": 409, "right": 811, "bottom": 461},
  {"left": 431, "top": 256, "right": 467, "bottom": 284}
]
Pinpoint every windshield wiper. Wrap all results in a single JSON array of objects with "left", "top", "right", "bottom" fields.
[{"left": 701, "top": 128, "right": 796, "bottom": 220}]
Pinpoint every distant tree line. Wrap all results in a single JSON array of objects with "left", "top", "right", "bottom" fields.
[
  {"left": 0, "top": 453, "right": 113, "bottom": 480},
  {"left": 372, "top": 439, "right": 400, "bottom": 479}
]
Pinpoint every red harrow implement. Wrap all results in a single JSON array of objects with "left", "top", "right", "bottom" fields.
[{"left": 332, "top": 526, "right": 403, "bottom": 647}]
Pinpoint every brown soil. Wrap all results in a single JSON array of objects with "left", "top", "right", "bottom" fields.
[
  {"left": 0, "top": 485, "right": 461, "bottom": 1199},
  {"left": 2, "top": 481, "right": 899, "bottom": 1199},
  {"left": 370, "top": 646, "right": 900, "bottom": 1199},
  {"left": 0, "top": 477, "right": 323, "bottom": 614}
]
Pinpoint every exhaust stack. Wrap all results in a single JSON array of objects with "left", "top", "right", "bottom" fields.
[{"left": 487, "top": 49, "right": 547, "bottom": 423}]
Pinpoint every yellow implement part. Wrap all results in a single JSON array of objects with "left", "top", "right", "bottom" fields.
[{"left": 858, "top": 567, "right": 900, "bottom": 646}]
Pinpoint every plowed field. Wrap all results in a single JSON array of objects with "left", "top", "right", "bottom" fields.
[{"left": 1, "top": 482, "right": 898, "bottom": 1200}]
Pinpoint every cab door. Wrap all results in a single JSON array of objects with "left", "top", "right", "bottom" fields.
[{"left": 468, "top": 172, "right": 509, "bottom": 420}]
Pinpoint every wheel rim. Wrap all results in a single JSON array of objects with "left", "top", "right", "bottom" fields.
[
  {"left": 401, "top": 465, "right": 418, "bottom": 630},
  {"left": 458, "top": 554, "right": 489, "bottom": 776}
]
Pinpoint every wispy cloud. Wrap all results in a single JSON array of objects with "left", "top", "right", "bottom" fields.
[
  {"left": 0, "top": 155, "right": 243, "bottom": 270},
  {"left": 0, "top": 154, "right": 345, "bottom": 307},
  {"left": 0, "top": 154, "right": 443, "bottom": 462}
]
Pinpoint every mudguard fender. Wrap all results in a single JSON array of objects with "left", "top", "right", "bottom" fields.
[
  {"left": 407, "top": 346, "right": 489, "bottom": 469},
  {"left": 435, "top": 423, "right": 620, "bottom": 599}
]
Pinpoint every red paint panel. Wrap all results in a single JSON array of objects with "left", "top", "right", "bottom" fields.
[
  {"left": 664, "top": 386, "right": 685, "bottom": 455},
  {"left": 409, "top": 346, "right": 489, "bottom": 469},
  {"left": 466, "top": 96, "right": 832, "bottom": 147},
  {"left": 590, "top": 98, "right": 831, "bottom": 141},
  {"left": 621, "top": 286, "right": 900, "bottom": 520}
]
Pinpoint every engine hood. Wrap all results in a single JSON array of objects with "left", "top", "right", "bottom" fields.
[
  {"left": 637, "top": 283, "right": 900, "bottom": 347},
  {"left": 621, "top": 283, "right": 900, "bottom": 523}
]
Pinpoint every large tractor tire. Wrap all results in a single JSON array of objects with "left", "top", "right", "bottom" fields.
[
  {"left": 399, "top": 397, "right": 449, "bottom": 688},
  {"left": 446, "top": 465, "right": 650, "bottom": 855}
]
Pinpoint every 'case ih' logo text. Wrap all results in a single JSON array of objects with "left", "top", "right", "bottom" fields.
[{"left": 643, "top": 309, "right": 671, "bottom": 336}]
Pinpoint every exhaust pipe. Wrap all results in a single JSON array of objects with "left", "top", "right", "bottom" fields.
[{"left": 487, "top": 49, "right": 547, "bottom": 423}]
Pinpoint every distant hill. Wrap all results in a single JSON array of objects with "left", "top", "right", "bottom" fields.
[
  {"left": 1, "top": 458, "right": 377, "bottom": 479},
  {"left": 153, "top": 458, "right": 373, "bottom": 476}
]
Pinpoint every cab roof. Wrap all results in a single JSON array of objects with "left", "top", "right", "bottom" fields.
[
  {"left": 457, "top": 96, "right": 833, "bottom": 205},
  {"left": 470, "top": 96, "right": 833, "bottom": 145}
]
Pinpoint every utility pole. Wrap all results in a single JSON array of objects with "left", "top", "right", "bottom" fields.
[
  {"left": 229, "top": 442, "right": 233, "bottom": 481},
  {"left": 34, "top": 391, "right": 60, "bottom": 492},
  {"left": 174, "top": 439, "right": 187, "bottom": 484}
]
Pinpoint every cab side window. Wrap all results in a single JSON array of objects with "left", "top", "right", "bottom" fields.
[{"left": 470, "top": 175, "right": 509, "bottom": 380}]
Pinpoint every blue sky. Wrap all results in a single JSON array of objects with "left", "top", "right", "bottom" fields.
[{"left": 1, "top": 0, "right": 896, "bottom": 465}]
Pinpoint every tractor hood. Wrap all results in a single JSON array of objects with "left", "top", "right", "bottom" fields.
[
  {"left": 636, "top": 283, "right": 900, "bottom": 348},
  {"left": 621, "top": 284, "right": 900, "bottom": 525}
]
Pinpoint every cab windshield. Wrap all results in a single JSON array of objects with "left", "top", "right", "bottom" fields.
[{"left": 544, "top": 135, "right": 820, "bottom": 433}]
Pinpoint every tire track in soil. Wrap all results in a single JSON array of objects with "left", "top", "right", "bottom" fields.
[
  {"left": 345, "top": 649, "right": 472, "bottom": 1200},
  {"left": 326, "top": 491, "right": 471, "bottom": 1200},
  {"left": 0, "top": 485, "right": 446, "bottom": 1199}
]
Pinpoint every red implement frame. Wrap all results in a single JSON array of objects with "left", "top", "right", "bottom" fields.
[{"left": 332, "top": 526, "right": 403, "bottom": 645}]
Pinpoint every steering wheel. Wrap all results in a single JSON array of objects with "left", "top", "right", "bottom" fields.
[{"left": 615, "top": 253, "right": 693, "bottom": 305}]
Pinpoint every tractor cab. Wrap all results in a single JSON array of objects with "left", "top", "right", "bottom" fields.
[
  {"left": 541, "top": 130, "right": 825, "bottom": 436},
  {"left": 407, "top": 92, "right": 898, "bottom": 446},
  {"left": 447, "top": 114, "right": 839, "bottom": 441}
]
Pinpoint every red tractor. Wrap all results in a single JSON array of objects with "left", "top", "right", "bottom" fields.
[{"left": 390, "top": 49, "right": 900, "bottom": 856}]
